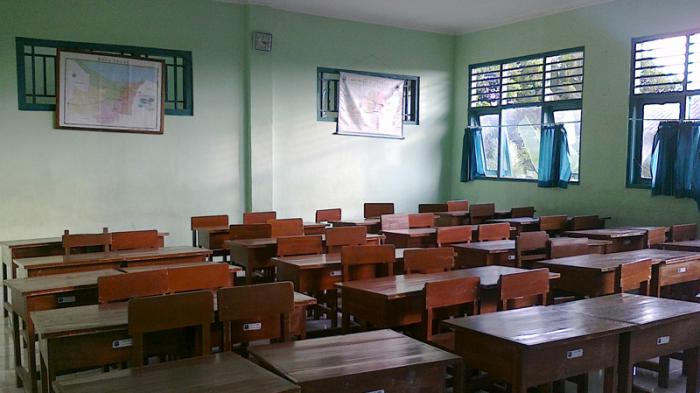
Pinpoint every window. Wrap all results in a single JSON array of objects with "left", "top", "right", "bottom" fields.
[
  {"left": 628, "top": 30, "right": 700, "bottom": 186},
  {"left": 317, "top": 67, "right": 419, "bottom": 124},
  {"left": 16, "top": 37, "right": 193, "bottom": 115},
  {"left": 468, "top": 47, "right": 584, "bottom": 181}
]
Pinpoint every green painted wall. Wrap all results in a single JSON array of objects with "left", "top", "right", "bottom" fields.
[{"left": 450, "top": 0, "right": 700, "bottom": 227}]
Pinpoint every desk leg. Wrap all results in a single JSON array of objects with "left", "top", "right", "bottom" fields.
[
  {"left": 618, "top": 334, "right": 633, "bottom": 393},
  {"left": 12, "top": 312, "right": 22, "bottom": 387},
  {"left": 452, "top": 359, "right": 465, "bottom": 393},
  {"left": 604, "top": 366, "right": 616, "bottom": 393},
  {"left": 26, "top": 319, "right": 38, "bottom": 393},
  {"left": 3, "top": 261, "right": 7, "bottom": 317},
  {"left": 685, "top": 347, "right": 699, "bottom": 393}
]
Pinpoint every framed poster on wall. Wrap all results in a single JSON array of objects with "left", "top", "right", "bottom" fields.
[{"left": 56, "top": 50, "right": 165, "bottom": 134}]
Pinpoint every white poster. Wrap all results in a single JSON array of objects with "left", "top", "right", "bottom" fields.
[{"left": 337, "top": 72, "right": 405, "bottom": 138}]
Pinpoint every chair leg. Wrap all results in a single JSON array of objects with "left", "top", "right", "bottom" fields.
[{"left": 658, "top": 356, "right": 670, "bottom": 388}]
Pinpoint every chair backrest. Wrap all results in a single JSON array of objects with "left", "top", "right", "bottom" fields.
[
  {"left": 324, "top": 226, "right": 367, "bottom": 253},
  {"left": 646, "top": 227, "right": 667, "bottom": 248},
  {"left": 380, "top": 214, "right": 410, "bottom": 230},
  {"left": 229, "top": 224, "right": 272, "bottom": 240},
  {"left": 63, "top": 228, "right": 111, "bottom": 255},
  {"left": 538, "top": 215, "right": 568, "bottom": 234},
  {"left": 168, "top": 263, "right": 232, "bottom": 293},
  {"left": 403, "top": 248, "right": 454, "bottom": 274},
  {"left": 418, "top": 203, "right": 448, "bottom": 213},
  {"left": 422, "top": 276, "right": 480, "bottom": 341},
  {"left": 569, "top": 215, "right": 602, "bottom": 230},
  {"left": 191, "top": 215, "right": 229, "bottom": 247},
  {"left": 510, "top": 206, "right": 535, "bottom": 218},
  {"left": 128, "top": 291, "right": 214, "bottom": 366},
  {"left": 546, "top": 238, "right": 589, "bottom": 258},
  {"left": 243, "top": 211, "right": 277, "bottom": 225},
  {"left": 671, "top": 223, "right": 697, "bottom": 242},
  {"left": 111, "top": 229, "right": 161, "bottom": 251},
  {"left": 315, "top": 208, "right": 341, "bottom": 223},
  {"left": 436, "top": 226, "right": 472, "bottom": 247},
  {"left": 409, "top": 213, "right": 435, "bottom": 228},
  {"left": 276, "top": 235, "right": 323, "bottom": 257},
  {"left": 268, "top": 218, "right": 304, "bottom": 237},
  {"left": 477, "top": 223, "right": 510, "bottom": 241},
  {"left": 341, "top": 244, "right": 395, "bottom": 282},
  {"left": 217, "top": 282, "right": 294, "bottom": 350},
  {"left": 615, "top": 259, "right": 652, "bottom": 295},
  {"left": 497, "top": 268, "right": 549, "bottom": 310},
  {"left": 515, "top": 231, "right": 549, "bottom": 268},
  {"left": 650, "top": 260, "right": 700, "bottom": 298},
  {"left": 364, "top": 203, "right": 395, "bottom": 219},
  {"left": 469, "top": 203, "right": 495, "bottom": 224},
  {"left": 98, "top": 270, "right": 169, "bottom": 304},
  {"left": 447, "top": 200, "right": 469, "bottom": 212}
]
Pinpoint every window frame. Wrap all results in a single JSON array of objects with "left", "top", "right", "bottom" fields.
[
  {"left": 467, "top": 46, "right": 585, "bottom": 184},
  {"left": 626, "top": 29, "right": 700, "bottom": 188}
]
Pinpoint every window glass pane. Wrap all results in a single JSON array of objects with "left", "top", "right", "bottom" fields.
[
  {"left": 501, "top": 107, "right": 542, "bottom": 179},
  {"left": 553, "top": 110, "right": 581, "bottom": 182},
  {"left": 687, "top": 95, "right": 700, "bottom": 120},
  {"left": 640, "top": 103, "right": 681, "bottom": 179},
  {"left": 479, "top": 114, "right": 500, "bottom": 174},
  {"left": 634, "top": 36, "right": 687, "bottom": 94}
]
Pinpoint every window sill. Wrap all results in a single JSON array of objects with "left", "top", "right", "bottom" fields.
[{"left": 474, "top": 176, "right": 580, "bottom": 186}]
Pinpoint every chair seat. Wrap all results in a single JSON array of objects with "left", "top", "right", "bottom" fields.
[{"left": 428, "top": 332, "right": 455, "bottom": 352}]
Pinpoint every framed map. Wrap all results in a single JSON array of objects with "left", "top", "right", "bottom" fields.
[{"left": 56, "top": 50, "right": 165, "bottom": 134}]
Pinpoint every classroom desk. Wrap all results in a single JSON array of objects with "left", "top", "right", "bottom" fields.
[
  {"left": 557, "top": 294, "right": 700, "bottom": 393},
  {"left": 382, "top": 228, "right": 436, "bottom": 248},
  {"left": 563, "top": 229, "right": 647, "bottom": 253},
  {"left": 659, "top": 239, "right": 700, "bottom": 252},
  {"left": 443, "top": 306, "right": 631, "bottom": 393},
  {"left": 329, "top": 218, "right": 381, "bottom": 234},
  {"left": 435, "top": 210, "right": 470, "bottom": 226},
  {"left": 197, "top": 223, "right": 327, "bottom": 251},
  {"left": 336, "top": 266, "right": 560, "bottom": 331},
  {"left": 14, "top": 246, "right": 211, "bottom": 278},
  {"left": 53, "top": 352, "right": 300, "bottom": 393},
  {"left": 6, "top": 269, "right": 124, "bottom": 393},
  {"left": 534, "top": 249, "right": 700, "bottom": 298},
  {"left": 32, "top": 292, "right": 316, "bottom": 393},
  {"left": 550, "top": 237, "right": 613, "bottom": 254},
  {"left": 249, "top": 329, "right": 463, "bottom": 393},
  {"left": 452, "top": 240, "right": 516, "bottom": 268},
  {"left": 486, "top": 217, "right": 540, "bottom": 233}
]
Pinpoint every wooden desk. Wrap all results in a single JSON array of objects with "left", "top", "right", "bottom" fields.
[
  {"left": 435, "top": 210, "right": 469, "bottom": 226},
  {"left": 486, "top": 217, "right": 540, "bottom": 233},
  {"left": 535, "top": 249, "right": 700, "bottom": 297},
  {"left": 564, "top": 229, "right": 646, "bottom": 253},
  {"left": 443, "top": 306, "right": 631, "bottom": 393},
  {"left": 550, "top": 237, "right": 613, "bottom": 254},
  {"left": 198, "top": 224, "right": 327, "bottom": 252},
  {"left": 53, "top": 352, "right": 300, "bottom": 393},
  {"left": 382, "top": 228, "right": 436, "bottom": 248},
  {"left": 329, "top": 218, "right": 381, "bottom": 234},
  {"left": 660, "top": 239, "right": 700, "bottom": 252},
  {"left": 452, "top": 240, "right": 515, "bottom": 268},
  {"left": 336, "top": 266, "right": 560, "bottom": 330},
  {"left": 557, "top": 294, "right": 700, "bottom": 393},
  {"left": 32, "top": 293, "right": 316, "bottom": 393},
  {"left": 249, "top": 329, "right": 463, "bottom": 393}
]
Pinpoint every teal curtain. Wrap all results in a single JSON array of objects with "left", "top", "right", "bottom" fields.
[
  {"left": 651, "top": 121, "right": 700, "bottom": 208},
  {"left": 460, "top": 127, "right": 486, "bottom": 182},
  {"left": 537, "top": 124, "right": 572, "bottom": 188}
]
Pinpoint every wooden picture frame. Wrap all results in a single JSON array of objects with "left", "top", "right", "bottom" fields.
[{"left": 55, "top": 50, "right": 165, "bottom": 134}]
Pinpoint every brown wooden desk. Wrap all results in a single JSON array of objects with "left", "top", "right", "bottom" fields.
[
  {"left": 435, "top": 210, "right": 469, "bottom": 226},
  {"left": 32, "top": 293, "right": 315, "bottom": 393},
  {"left": 53, "top": 352, "right": 300, "bottom": 393},
  {"left": 486, "top": 217, "right": 540, "bottom": 233},
  {"left": 660, "top": 239, "right": 700, "bottom": 252},
  {"left": 336, "top": 266, "right": 560, "bottom": 331},
  {"left": 550, "top": 237, "right": 613, "bottom": 254},
  {"left": 453, "top": 240, "right": 516, "bottom": 268},
  {"left": 564, "top": 229, "right": 647, "bottom": 253},
  {"left": 382, "top": 228, "right": 436, "bottom": 248},
  {"left": 443, "top": 306, "right": 631, "bottom": 393},
  {"left": 329, "top": 218, "right": 381, "bottom": 234},
  {"left": 249, "top": 329, "right": 463, "bottom": 393},
  {"left": 535, "top": 249, "right": 700, "bottom": 297}
]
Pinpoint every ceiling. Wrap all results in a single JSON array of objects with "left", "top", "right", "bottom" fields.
[{"left": 223, "top": 0, "right": 614, "bottom": 34}]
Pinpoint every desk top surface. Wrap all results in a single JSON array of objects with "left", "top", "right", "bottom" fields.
[
  {"left": 660, "top": 239, "right": 700, "bottom": 251},
  {"left": 0, "top": 237, "right": 62, "bottom": 248},
  {"left": 5, "top": 269, "right": 123, "bottom": 295},
  {"left": 329, "top": 218, "right": 380, "bottom": 226},
  {"left": 536, "top": 249, "right": 700, "bottom": 272},
  {"left": 550, "top": 237, "right": 613, "bottom": 246},
  {"left": 272, "top": 249, "right": 411, "bottom": 269},
  {"left": 486, "top": 217, "right": 539, "bottom": 225},
  {"left": 118, "top": 262, "right": 241, "bottom": 273},
  {"left": 230, "top": 234, "right": 382, "bottom": 248},
  {"left": 452, "top": 240, "right": 514, "bottom": 253},
  {"left": 435, "top": 210, "right": 470, "bottom": 217},
  {"left": 381, "top": 228, "right": 436, "bottom": 237},
  {"left": 564, "top": 228, "right": 647, "bottom": 239}
]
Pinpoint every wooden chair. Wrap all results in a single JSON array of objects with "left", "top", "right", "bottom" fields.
[
  {"left": 436, "top": 226, "right": 472, "bottom": 247},
  {"left": 510, "top": 206, "right": 535, "bottom": 218},
  {"left": 569, "top": 215, "right": 603, "bottom": 230},
  {"left": 340, "top": 244, "right": 395, "bottom": 282},
  {"left": 403, "top": 248, "right": 454, "bottom": 274},
  {"left": 217, "top": 282, "right": 294, "bottom": 353},
  {"left": 98, "top": 270, "right": 169, "bottom": 304},
  {"left": 276, "top": 235, "right": 323, "bottom": 257},
  {"left": 168, "top": 263, "right": 232, "bottom": 294},
  {"left": 229, "top": 224, "right": 271, "bottom": 240},
  {"left": 447, "top": 200, "right": 469, "bottom": 212},
  {"left": 497, "top": 268, "right": 549, "bottom": 310},
  {"left": 325, "top": 226, "right": 367, "bottom": 253},
  {"left": 418, "top": 203, "right": 448, "bottom": 213},
  {"left": 477, "top": 223, "right": 510, "bottom": 241},
  {"left": 243, "top": 211, "right": 277, "bottom": 225},
  {"left": 111, "top": 229, "right": 161, "bottom": 251},
  {"left": 315, "top": 208, "right": 341, "bottom": 223},
  {"left": 671, "top": 223, "right": 697, "bottom": 242},
  {"left": 468, "top": 203, "right": 495, "bottom": 225},
  {"left": 62, "top": 228, "right": 111, "bottom": 256},
  {"left": 409, "top": 213, "right": 435, "bottom": 228},
  {"left": 538, "top": 215, "right": 568, "bottom": 236},
  {"left": 364, "top": 203, "right": 394, "bottom": 219},
  {"left": 191, "top": 215, "right": 228, "bottom": 247},
  {"left": 380, "top": 214, "right": 409, "bottom": 230},
  {"left": 515, "top": 231, "right": 549, "bottom": 268},
  {"left": 268, "top": 218, "right": 304, "bottom": 237},
  {"left": 615, "top": 259, "right": 652, "bottom": 295},
  {"left": 546, "top": 238, "right": 589, "bottom": 258},
  {"left": 422, "top": 276, "right": 480, "bottom": 351},
  {"left": 128, "top": 291, "right": 214, "bottom": 366},
  {"left": 646, "top": 227, "right": 667, "bottom": 248}
]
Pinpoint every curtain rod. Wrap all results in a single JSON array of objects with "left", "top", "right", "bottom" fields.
[
  {"left": 466, "top": 121, "right": 580, "bottom": 128},
  {"left": 629, "top": 118, "right": 700, "bottom": 121}
]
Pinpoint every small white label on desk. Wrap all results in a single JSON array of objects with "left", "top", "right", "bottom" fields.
[
  {"left": 567, "top": 349, "right": 583, "bottom": 359},
  {"left": 243, "top": 322, "right": 262, "bottom": 331},
  {"left": 657, "top": 336, "right": 670, "bottom": 345},
  {"left": 366, "top": 390, "right": 385, "bottom": 393},
  {"left": 507, "top": 255, "right": 516, "bottom": 261},
  {"left": 330, "top": 270, "right": 342, "bottom": 277},
  {"left": 57, "top": 296, "right": 76, "bottom": 304},
  {"left": 112, "top": 338, "right": 132, "bottom": 349},
  {"left": 678, "top": 267, "right": 687, "bottom": 273}
]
